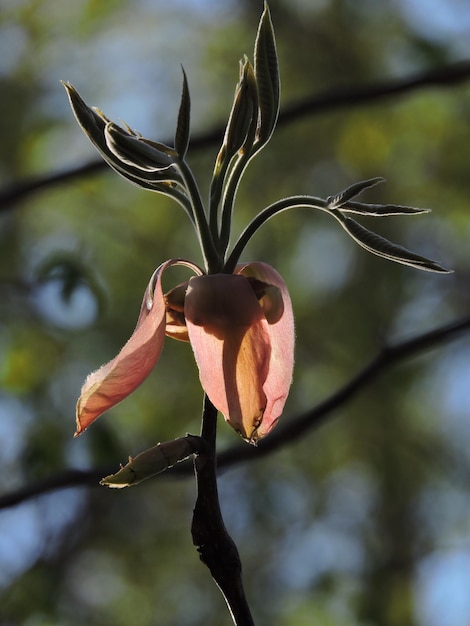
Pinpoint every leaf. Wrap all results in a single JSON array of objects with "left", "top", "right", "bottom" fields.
[
  {"left": 62, "top": 82, "right": 182, "bottom": 191},
  {"left": 221, "top": 56, "right": 258, "bottom": 160},
  {"left": 254, "top": 2, "right": 280, "bottom": 145},
  {"left": 105, "top": 122, "right": 174, "bottom": 171},
  {"left": 101, "top": 435, "right": 202, "bottom": 488},
  {"left": 210, "top": 57, "right": 258, "bottom": 213},
  {"left": 338, "top": 215, "right": 452, "bottom": 273},
  {"left": 326, "top": 177, "right": 384, "bottom": 208},
  {"left": 62, "top": 81, "right": 108, "bottom": 149},
  {"left": 174, "top": 67, "right": 191, "bottom": 158},
  {"left": 339, "top": 201, "right": 430, "bottom": 216}
]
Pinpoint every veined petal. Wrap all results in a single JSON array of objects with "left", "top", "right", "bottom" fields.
[
  {"left": 75, "top": 260, "right": 174, "bottom": 436},
  {"left": 185, "top": 274, "right": 271, "bottom": 442},
  {"left": 237, "top": 262, "right": 295, "bottom": 440}
]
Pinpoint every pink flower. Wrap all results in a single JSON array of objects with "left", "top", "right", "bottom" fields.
[{"left": 76, "top": 260, "right": 294, "bottom": 443}]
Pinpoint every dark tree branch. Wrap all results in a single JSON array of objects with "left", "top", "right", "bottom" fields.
[
  {"left": 191, "top": 396, "right": 254, "bottom": 626},
  {"left": 0, "top": 468, "right": 109, "bottom": 509},
  {"left": 1, "top": 61, "right": 470, "bottom": 211},
  {"left": 279, "top": 59, "right": 470, "bottom": 124},
  {"left": 1, "top": 315, "right": 469, "bottom": 511},
  {"left": 218, "top": 315, "right": 470, "bottom": 466}
]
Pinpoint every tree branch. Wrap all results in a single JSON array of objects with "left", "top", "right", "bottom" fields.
[
  {"left": 220, "top": 315, "right": 470, "bottom": 466},
  {"left": 1, "top": 61, "right": 470, "bottom": 211},
  {"left": 1, "top": 314, "right": 468, "bottom": 511},
  {"left": 191, "top": 396, "right": 255, "bottom": 625}
]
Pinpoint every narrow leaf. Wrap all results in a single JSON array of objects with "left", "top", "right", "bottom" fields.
[
  {"left": 174, "top": 67, "right": 191, "bottom": 158},
  {"left": 339, "top": 201, "right": 431, "bottom": 216},
  {"left": 62, "top": 81, "right": 109, "bottom": 152},
  {"left": 326, "top": 177, "right": 384, "bottom": 208},
  {"left": 338, "top": 215, "right": 452, "bottom": 273},
  {"left": 105, "top": 122, "right": 174, "bottom": 171},
  {"left": 210, "top": 58, "right": 258, "bottom": 220},
  {"left": 140, "top": 136, "right": 177, "bottom": 156},
  {"left": 254, "top": 2, "right": 280, "bottom": 145},
  {"left": 62, "top": 82, "right": 183, "bottom": 191},
  {"left": 220, "top": 56, "right": 257, "bottom": 162},
  {"left": 101, "top": 435, "right": 202, "bottom": 488}
]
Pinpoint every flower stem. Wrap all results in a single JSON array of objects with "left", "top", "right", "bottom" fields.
[
  {"left": 191, "top": 396, "right": 255, "bottom": 626},
  {"left": 175, "top": 157, "right": 222, "bottom": 273},
  {"left": 219, "top": 151, "right": 252, "bottom": 256},
  {"left": 224, "top": 194, "right": 327, "bottom": 272}
]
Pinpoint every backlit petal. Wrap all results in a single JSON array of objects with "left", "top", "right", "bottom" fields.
[
  {"left": 164, "top": 281, "right": 191, "bottom": 342},
  {"left": 75, "top": 260, "right": 173, "bottom": 436},
  {"left": 185, "top": 274, "right": 271, "bottom": 441},
  {"left": 237, "top": 262, "right": 295, "bottom": 440}
]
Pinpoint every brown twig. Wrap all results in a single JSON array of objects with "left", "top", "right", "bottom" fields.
[
  {"left": 1, "top": 315, "right": 468, "bottom": 511},
  {"left": 1, "top": 61, "right": 470, "bottom": 211}
]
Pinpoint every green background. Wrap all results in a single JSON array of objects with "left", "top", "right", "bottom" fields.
[{"left": 1, "top": 1, "right": 470, "bottom": 624}]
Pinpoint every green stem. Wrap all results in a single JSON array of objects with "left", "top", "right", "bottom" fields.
[
  {"left": 224, "top": 194, "right": 327, "bottom": 273},
  {"left": 219, "top": 153, "right": 250, "bottom": 257},
  {"left": 175, "top": 157, "right": 222, "bottom": 273},
  {"left": 209, "top": 156, "right": 231, "bottom": 250},
  {"left": 218, "top": 111, "right": 260, "bottom": 259}
]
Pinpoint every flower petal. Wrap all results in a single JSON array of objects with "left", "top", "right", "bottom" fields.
[
  {"left": 185, "top": 274, "right": 271, "bottom": 442},
  {"left": 75, "top": 260, "right": 174, "bottom": 436},
  {"left": 237, "top": 262, "right": 295, "bottom": 440},
  {"left": 164, "top": 281, "right": 191, "bottom": 342}
]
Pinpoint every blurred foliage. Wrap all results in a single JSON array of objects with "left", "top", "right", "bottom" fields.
[{"left": 1, "top": 1, "right": 470, "bottom": 625}]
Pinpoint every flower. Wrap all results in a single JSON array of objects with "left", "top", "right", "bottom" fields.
[
  {"left": 67, "top": 2, "right": 448, "bottom": 454},
  {"left": 76, "top": 259, "right": 294, "bottom": 444}
]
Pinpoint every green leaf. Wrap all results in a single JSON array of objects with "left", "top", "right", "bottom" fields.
[
  {"left": 326, "top": 177, "right": 384, "bottom": 208},
  {"left": 337, "top": 214, "right": 452, "bottom": 272},
  {"left": 210, "top": 57, "right": 258, "bottom": 223},
  {"left": 327, "top": 178, "right": 431, "bottom": 215},
  {"left": 218, "top": 56, "right": 258, "bottom": 165},
  {"left": 62, "top": 81, "right": 108, "bottom": 149},
  {"left": 62, "top": 81, "right": 183, "bottom": 190},
  {"left": 254, "top": 2, "right": 280, "bottom": 146},
  {"left": 174, "top": 67, "right": 191, "bottom": 158},
  {"left": 104, "top": 122, "right": 174, "bottom": 171},
  {"left": 339, "top": 201, "right": 430, "bottom": 216}
]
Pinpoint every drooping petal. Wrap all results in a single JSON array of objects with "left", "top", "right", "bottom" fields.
[
  {"left": 75, "top": 260, "right": 173, "bottom": 436},
  {"left": 236, "top": 262, "right": 295, "bottom": 440},
  {"left": 162, "top": 260, "right": 206, "bottom": 341},
  {"left": 185, "top": 274, "right": 271, "bottom": 442}
]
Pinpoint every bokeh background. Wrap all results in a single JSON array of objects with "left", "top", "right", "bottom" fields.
[{"left": 1, "top": 1, "right": 470, "bottom": 624}]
